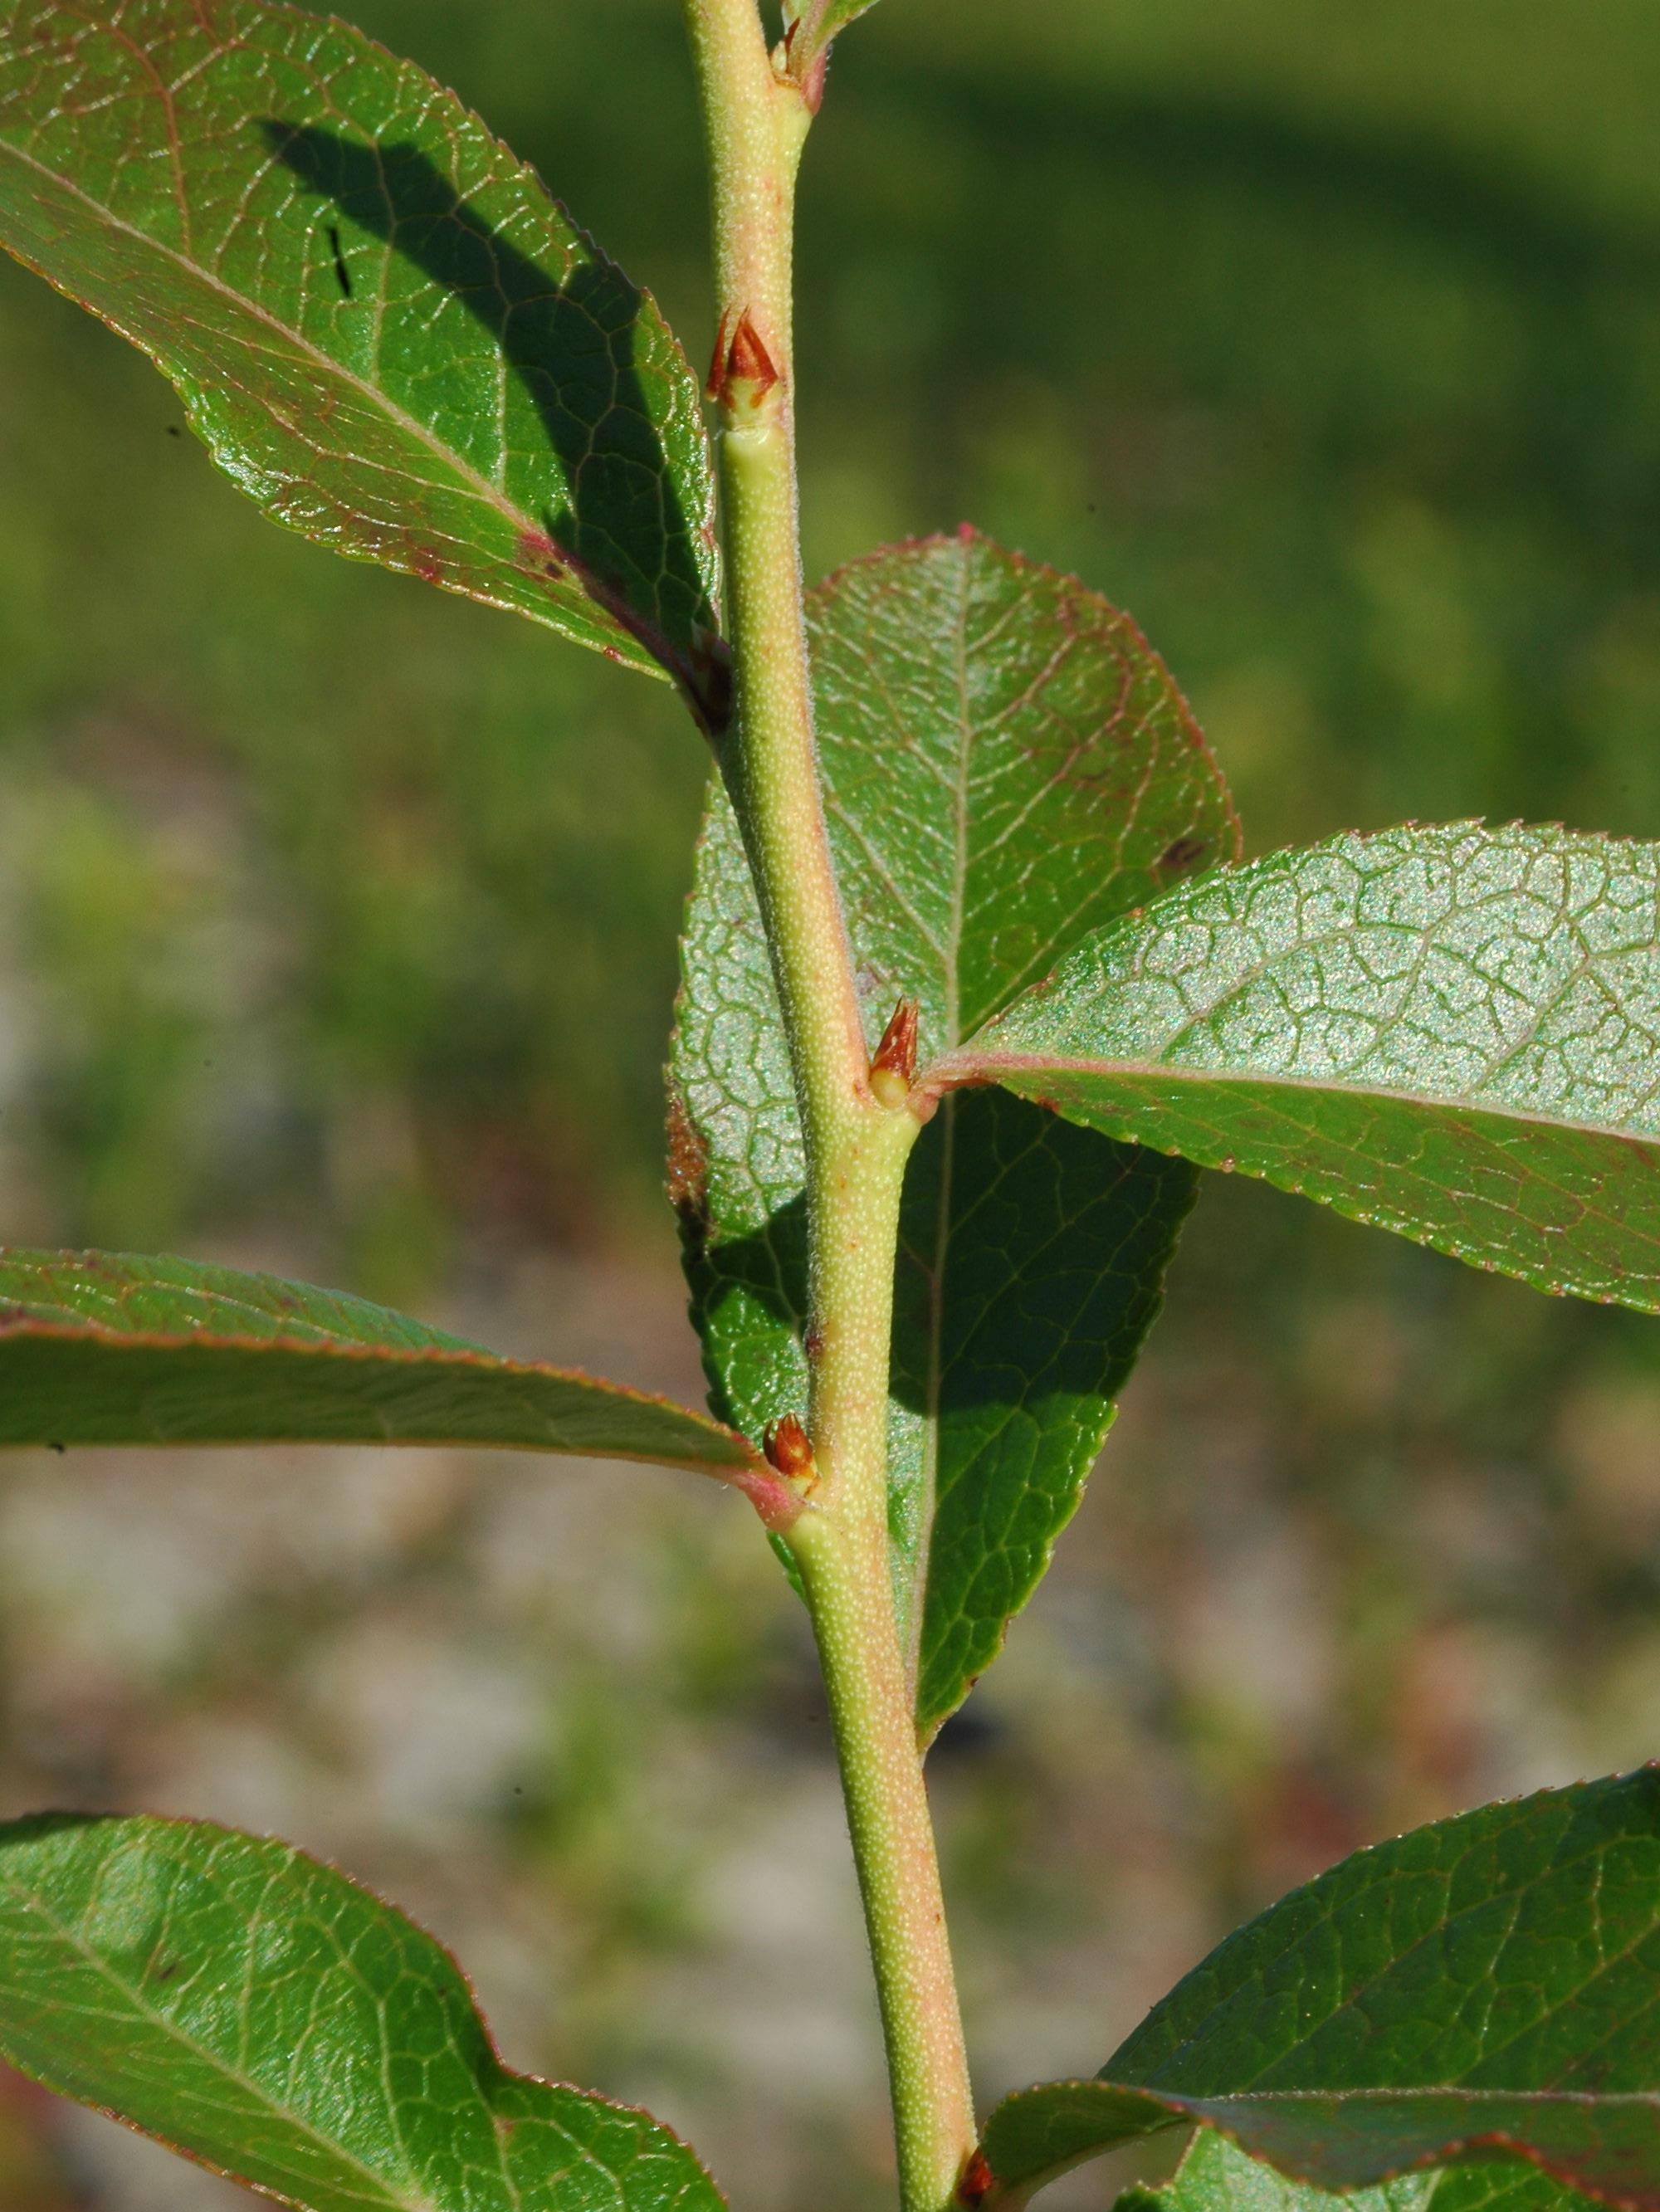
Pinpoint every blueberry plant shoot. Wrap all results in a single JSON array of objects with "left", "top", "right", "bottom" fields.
[{"left": 1, "top": 5, "right": 1659, "bottom": 2212}]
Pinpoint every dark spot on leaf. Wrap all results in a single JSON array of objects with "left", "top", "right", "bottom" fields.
[
  {"left": 518, "top": 528, "right": 564, "bottom": 575},
  {"left": 165, "top": 424, "right": 183, "bottom": 438},
  {"left": 326, "top": 223, "right": 353, "bottom": 298},
  {"left": 1154, "top": 834, "right": 1210, "bottom": 883},
  {"left": 151, "top": 1955, "right": 183, "bottom": 1983}
]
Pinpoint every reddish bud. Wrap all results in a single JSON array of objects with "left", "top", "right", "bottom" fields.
[
  {"left": 870, "top": 997, "right": 920, "bottom": 1106},
  {"left": 704, "top": 307, "right": 737, "bottom": 403},
  {"left": 957, "top": 2151, "right": 994, "bottom": 2208},
  {"left": 764, "top": 1414, "right": 814, "bottom": 1481},
  {"left": 710, "top": 309, "right": 782, "bottom": 412}
]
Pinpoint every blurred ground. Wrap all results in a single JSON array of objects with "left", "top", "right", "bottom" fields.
[{"left": 2, "top": 0, "right": 1660, "bottom": 2205}]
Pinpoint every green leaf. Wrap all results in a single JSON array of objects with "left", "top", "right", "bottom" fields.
[
  {"left": 0, "top": 1248, "right": 762, "bottom": 1482},
  {"left": 0, "top": 1812, "right": 727, "bottom": 2212},
  {"left": 979, "top": 1768, "right": 1660, "bottom": 2210},
  {"left": 671, "top": 530, "right": 1236, "bottom": 1736},
  {"left": 958, "top": 823, "right": 1660, "bottom": 1311},
  {"left": 0, "top": 0, "right": 723, "bottom": 710},
  {"left": 1119, "top": 2126, "right": 1596, "bottom": 2212}
]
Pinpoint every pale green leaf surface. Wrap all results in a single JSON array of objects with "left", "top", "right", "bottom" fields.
[
  {"left": 0, "top": 1248, "right": 759, "bottom": 1479},
  {"left": 1115, "top": 2127, "right": 1595, "bottom": 2212},
  {"left": 0, "top": 0, "right": 722, "bottom": 702},
  {"left": 963, "top": 823, "right": 1660, "bottom": 1311},
  {"left": 0, "top": 1813, "right": 727, "bottom": 2212},
  {"left": 981, "top": 1770, "right": 1660, "bottom": 2210},
  {"left": 671, "top": 530, "right": 1235, "bottom": 1735}
]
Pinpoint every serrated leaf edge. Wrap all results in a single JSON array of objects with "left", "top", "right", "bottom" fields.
[{"left": 0, "top": 1810, "right": 730, "bottom": 2212}]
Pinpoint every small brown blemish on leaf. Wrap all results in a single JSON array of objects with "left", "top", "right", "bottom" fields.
[
  {"left": 764, "top": 1414, "right": 813, "bottom": 1480},
  {"left": 151, "top": 1956, "right": 183, "bottom": 1984},
  {"left": 1154, "top": 834, "right": 1210, "bottom": 883},
  {"left": 958, "top": 2149, "right": 994, "bottom": 2206},
  {"left": 517, "top": 529, "right": 566, "bottom": 582},
  {"left": 666, "top": 1092, "right": 711, "bottom": 1226}
]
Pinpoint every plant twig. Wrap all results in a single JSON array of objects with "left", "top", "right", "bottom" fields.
[{"left": 679, "top": 6, "right": 979, "bottom": 2205}]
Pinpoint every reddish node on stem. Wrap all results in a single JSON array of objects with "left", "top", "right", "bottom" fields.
[
  {"left": 711, "top": 309, "right": 782, "bottom": 412},
  {"left": 870, "top": 996, "right": 920, "bottom": 1106},
  {"left": 764, "top": 1414, "right": 814, "bottom": 1481},
  {"left": 957, "top": 2150, "right": 994, "bottom": 2207}
]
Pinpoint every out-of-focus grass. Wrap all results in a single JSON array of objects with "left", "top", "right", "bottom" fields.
[{"left": 2, "top": 2, "right": 1660, "bottom": 2207}]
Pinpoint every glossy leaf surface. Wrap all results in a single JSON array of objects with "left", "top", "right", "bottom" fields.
[
  {"left": 671, "top": 530, "right": 1234, "bottom": 1735},
  {"left": 0, "top": 0, "right": 721, "bottom": 702},
  {"left": 0, "top": 1248, "right": 759, "bottom": 1479},
  {"left": 964, "top": 823, "right": 1660, "bottom": 1311},
  {"left": 982, "top": 1769, "right": 1660, "bottom": 2209},
  {"left": 0, "top": 1813, "right": 726, "bottom": 2212},
  {"left": 1117, "top": 2127, "right": 1597, "bottom": 2212}
]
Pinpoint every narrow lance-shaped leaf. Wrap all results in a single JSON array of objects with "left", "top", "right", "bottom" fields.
[
  {"left": 0, "top": 0, "right": 724, "bottom": 711},
  {"left": 954, "top": 823, "right": 1660, "bottom": 1311},
  {"left": 979, "top": 1768, "right": 1660, "bottom": 2211},
  {"left": 0, "top": 1248, "right": 770, "bottom": 1492},
  {"left": 671, "top": 530, "right": 1237, "bottom": 1737},
  {"left": 0, "top": 1812, "right": 728, "bottom": 2212}
]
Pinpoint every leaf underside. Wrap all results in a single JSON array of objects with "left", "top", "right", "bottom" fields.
[
  {"left": 982, "top": 1768, "right": 1660, "bottom": 2210},
  {"left": 1122, "top": 2127, "right": 1600, "bottom": 2212},
  {"left": 965, "top": 822, "right": 1660, "bottom": 1312},
  {"left": 0, "top": 0, "right": 721, "bottom": 696},
  {"left": 0, "top": 1248, "right": 757, "bottom": 1477},
  {"left": 671, "top": 529, "right": 1237, "bottom": 1736},
  {"left": 0, "top": 1813, "right": 728, "bottom": 2212}
]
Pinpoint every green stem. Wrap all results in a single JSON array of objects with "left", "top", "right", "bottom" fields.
[{"left": 679, "top": 6, "right": 978, "bottom": 2208}]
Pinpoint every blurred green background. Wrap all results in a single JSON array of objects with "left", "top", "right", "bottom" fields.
[{"left": 3, "top": 1, "right": 1660, "bottom": 2205}]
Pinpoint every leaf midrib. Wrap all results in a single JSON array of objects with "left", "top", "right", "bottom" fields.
[
  {"left": 0, "top": 125, "right": 676, "bottom": 671},
  {"left": 954, "top": 1047, "right": 1660, "bottom": 1150},
  {"left": 905, "top": 546, "right": 979, "bottom": 1704},
  {"left": 0, "top": 1869, "right": 439, "bottom": 2212},
  {"left": 0, "top": 1322, "right": 753, "bottom": 1470}
]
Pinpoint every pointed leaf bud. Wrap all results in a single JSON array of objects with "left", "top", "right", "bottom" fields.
[
  {"left": 870, "top": 997, "right": 920, "bottom": 1107},
  {"left": 957, "top": 2150, "right": 994, "bottom": 2207},
  {"left": 710, "top": 309, "right": 782, "bottom": 413},
  {"left": 763, "top": 1414, "right": 814, "bottom": 1482}
]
